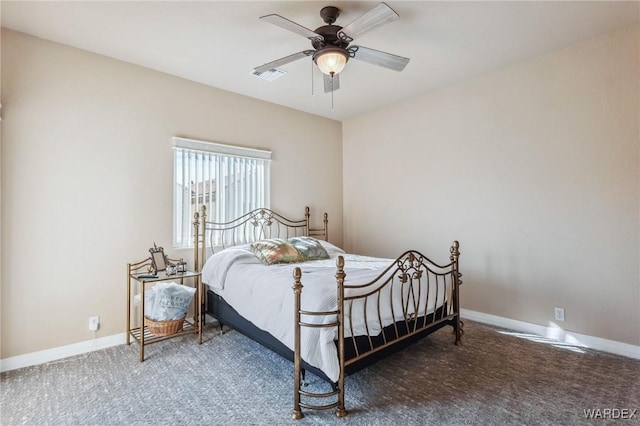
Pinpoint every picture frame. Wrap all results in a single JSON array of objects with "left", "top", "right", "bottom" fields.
[{"left": 149, "top": 243, "right": 167, "bottom": 273}]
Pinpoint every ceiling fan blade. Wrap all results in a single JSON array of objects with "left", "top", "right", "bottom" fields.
[
  {"left": 323, "top": 73, "right": 340, "bottom": 93},
  {"left": 338, "top": 2, "right": 399, "bottom": 42},
  {"left": 350, "top": 45, "right": 410, "bottom": 72},
  {"left": 254, "top": 50, "right": 314, "bottom": 73},
  {"left": 260, "top": 14, "right": 324, "bottom": 41}
]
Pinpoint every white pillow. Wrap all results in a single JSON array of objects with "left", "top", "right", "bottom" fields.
[{"left": 318, "top": 240, "right": 346, "bottom": 256}]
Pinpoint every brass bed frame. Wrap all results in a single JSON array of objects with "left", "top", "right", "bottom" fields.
[{"left": 193, "top": 206, "right": 462, "bottom": 419}]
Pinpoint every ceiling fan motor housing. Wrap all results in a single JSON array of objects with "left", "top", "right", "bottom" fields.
[
  {"left": 313, "top": 6, "right": 349, "bottom": 50},
  {"left": 312, "top": 25, "right": 349, "bottom": 49}
]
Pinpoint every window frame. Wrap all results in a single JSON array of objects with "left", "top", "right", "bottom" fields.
[{"left": 172, "top": 137, "right": 271, "bottom": 249}]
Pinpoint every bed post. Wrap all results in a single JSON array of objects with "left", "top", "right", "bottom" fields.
[
  {"left": 335, "top": 256, "right": 347, "bottom": 418},
  {"left": 323, "top": 212, "right": 329, "bottom": 242},
  {"left": 200, "top": 205, "right": 207, "bottom": 270},
  {"left": 292, "top": 267, "right": 304, "bottom": 420},
  {"left": 304, "top": 207, "right": 310, "bottom": 236},
  {"left": 450, "top": 241, "right": 462, "bottom": 345},
  {"left": 193, "top": 211, "right": 200, "bottom": 271}
]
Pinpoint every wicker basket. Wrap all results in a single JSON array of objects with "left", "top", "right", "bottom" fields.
[{"left": 145, "top": 315, "right": 185, "bottom": 337}]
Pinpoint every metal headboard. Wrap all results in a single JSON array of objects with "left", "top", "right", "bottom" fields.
[{"left": 193, "top": 206, "right": 328, "bottom": 271}]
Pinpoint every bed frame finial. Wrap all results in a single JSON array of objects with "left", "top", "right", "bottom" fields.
[
  {"left": 450, "top": 240, "right": 460, "bottom": 260},
  {"left": 293, "top": 267, "right": 302, "bottom": 286},
  {"left": 323, "top": 213, "right": 329, "bottom": 241}
]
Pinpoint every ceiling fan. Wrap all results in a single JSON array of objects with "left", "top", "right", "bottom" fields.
[{"left": 253, "top": 2, "right": 410, "bottom": 93}]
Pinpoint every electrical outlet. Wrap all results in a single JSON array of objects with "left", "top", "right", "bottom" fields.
[
  {"left": 89, "top": 316, "right": 100, "bottom": 331},
  {"left": 554, "top": 307, "right": 565, "bottom": 322}
]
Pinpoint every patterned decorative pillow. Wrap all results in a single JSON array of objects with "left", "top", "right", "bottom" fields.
[
  {"left": 288, "top": 237, "right": 330, "bottom": 261},
  {"left": 250, "top": 238, "right": 304, "bottom": 265}
]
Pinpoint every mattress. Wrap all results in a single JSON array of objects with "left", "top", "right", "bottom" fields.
[{"left": 200, "top": 241, "right": 448, "bottom": 382}]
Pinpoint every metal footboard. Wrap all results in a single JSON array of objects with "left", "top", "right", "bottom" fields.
[{"left": 292, "top": 241, "right": 462, "bottom": 419}]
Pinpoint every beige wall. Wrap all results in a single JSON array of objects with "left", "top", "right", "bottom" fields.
[
  {"left": 343, "top": 25, "right": 640, "bottom": 345},
  {"left": 2, "top": 23, "right": 639, "bottom": 360},
  {"left": 0, "top": 29, "right": 343, "bottom": 358}
]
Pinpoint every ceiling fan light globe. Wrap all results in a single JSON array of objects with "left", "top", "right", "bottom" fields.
[{"left": 314, "top": 48, "right": 349, "bottom": 75}]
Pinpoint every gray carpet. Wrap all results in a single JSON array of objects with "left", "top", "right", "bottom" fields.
[{"left": 1, "top": 320, "right": 639, "bottom": 425}]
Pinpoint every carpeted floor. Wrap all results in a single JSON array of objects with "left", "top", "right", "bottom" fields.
[{"left": 1, "top": 320, "right": 639, "bottom": 425}]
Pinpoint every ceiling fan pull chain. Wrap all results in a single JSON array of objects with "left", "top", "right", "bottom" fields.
[
  {"left": 331, "top": 73, "right": 335, "bottom": 111},
  {"left": 311, "top": 59, "right": 315, "bottom": 96}
]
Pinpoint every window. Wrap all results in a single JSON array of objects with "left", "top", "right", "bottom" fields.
[{"left": 173, "top": 137, "right": 271, "bottom": 248}]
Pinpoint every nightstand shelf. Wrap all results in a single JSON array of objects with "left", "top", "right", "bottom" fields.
[{"left": 126, "top": 259, "right": 202, "bottom": 361}]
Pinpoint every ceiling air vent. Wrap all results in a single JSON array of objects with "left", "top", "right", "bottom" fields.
[{"left": 252, "top": 68, "right": 286, "bottom": 81}]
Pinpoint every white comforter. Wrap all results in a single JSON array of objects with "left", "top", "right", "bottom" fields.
[{"left": 201, "top": 242, "right": 447, "bottom": 382}]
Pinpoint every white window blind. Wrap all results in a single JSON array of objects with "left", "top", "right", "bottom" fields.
[{"left": 173, "top": 137, "right": 271, "bottom": 248}]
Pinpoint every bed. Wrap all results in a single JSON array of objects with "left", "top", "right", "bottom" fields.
[{"left": 193, "top": 206, "right": 462, "bottom": 419}]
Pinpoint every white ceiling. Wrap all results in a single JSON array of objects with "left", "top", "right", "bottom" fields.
[{"left": 2, "top": 1, "right": 639, "bottom": 121}]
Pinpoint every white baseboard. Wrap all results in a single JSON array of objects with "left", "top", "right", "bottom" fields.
[
  {"left": 462, "top": 309, "right": 640, "bottom": 360},
  {"left": 0, "top": 333, "right": 126, "bottom": 373},
  {"left": 2, "top": 311, "right": 638, "bottom": 373}
]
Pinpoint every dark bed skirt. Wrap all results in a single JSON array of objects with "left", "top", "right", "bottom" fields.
[{"left": 207, "top": 290, "right": 452, "bottom": 384}]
